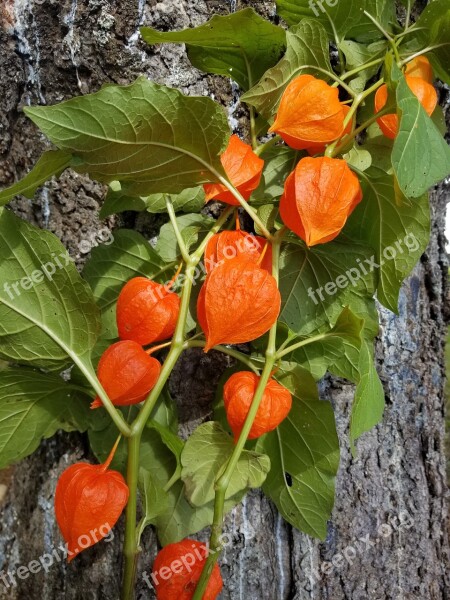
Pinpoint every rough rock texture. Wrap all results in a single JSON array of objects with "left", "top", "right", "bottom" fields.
[{"left": 0, "top": 1, "right": 448, "bottom": 599}]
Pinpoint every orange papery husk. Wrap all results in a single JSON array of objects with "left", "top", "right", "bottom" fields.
[
  {"left": 90, "top": 340, "right": 161, "bottom": 409},
  {"left": 224, "top": 371, "right": 292, "bottom": 440},
  {"left": 203, "top": 134, "right": 264, "bottom": 205},
  {"left": 280, "top": 156, "right": 363, "bottom": 247},
  {"left": 54, "top": 447, "right": 129, "bottom": 562},
  {"left": 375, "top": 75, "right": 437, "bottom": 139},
  {"left": 117, "top": 277, "right": 180, "bottom": 345},
  {"left": 305, "top": 105, "right": 352, "bottom": 156},
  {"left": 197, "top": 255, "right": 281, "bottom": 352},
  {"left": 405, "top": 56, "right": 434, "bottom": 83},
  {"left": 204, "top": 230, "right": 272, "bottom": 274},
  {"left": 268, "top": 74, "right": 346, "bottom": 150},
  {"left": 152, "top": 539, "right": 223, "bottom": 600}
]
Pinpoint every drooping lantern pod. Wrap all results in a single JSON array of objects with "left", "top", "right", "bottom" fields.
[
  {"left": 204, "top": 229, "right": 272, "bottom": 274},
  {"left": 405, "top": 55, "right": 433, "bottom": 83}
]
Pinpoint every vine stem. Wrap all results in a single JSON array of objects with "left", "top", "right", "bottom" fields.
[
  {"left": 192, "top": 230, "right": 284, "bottom": 600},
  {"left": 185, "top": 340, "right": 260, "bottom": 374},
  {"left": 120, "top": 207, "right": 234, "bottom": 600}
]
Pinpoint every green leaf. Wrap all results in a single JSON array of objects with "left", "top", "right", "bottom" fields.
[
  {"left": 392, "top": 73, "right": 450, "bottom": 198},
  {"left": 256, "top": 367, "right": 339, "bottom": 539},
  {"left": 137, "top": 468, "right": 170, "bottom": 544},
  {"left": 0, "top": 150, "right": 72, "bottom": 205},
  {"left": 156, "top": 213, "right": 215, "bottom": 263},
  {"left": 0, "top": 209, "right": 100, "bottom": 368},
  {"left": 148, "top": 420, "right": 184, "bottom": 487},
  {"left": 283, "top": 307, "right": 364, "bottom": 381},
  {"left": 100, "top": 184, "right": 205, "bottom": 219},
  {"left": 141, "top": 8, "right": 286, "bottom": 91},
  {"left": 275, "top": 0, "right": 395, "bottom": 42},
  {"left": 350, "top": 341, "right": 384, "bottom": 450},
  {"left": 241, "top": 20, "right": 332, "bottom": 120},
  {"left": 24, "top": 78, "right": 229, "bottom": 197},
  {"left": 345, "top": 168, "right": 430, "bottom": 312},
  {"left": 344, "top": 146, "right": 372, "bottom": 172},
  {"left": 181, "top": 421, "right": 271, "bottom": 506},
  {"left": 82, "top": 229, "right": 166, "bottom": 339},
  {"left": 339, "top": 40, "right": 386, "bottom": 93},
  {"left": 251, "top": 146, "right": 300, "bottom": 204},
  {"left": 0, "top": 368, "right": 92, "bottom": 468},
  {"left": 279, "top": 236, "right": 377, "bottom": 338},
  {"left": 415, "top": 1, "right": 450, "bottom": 85}
]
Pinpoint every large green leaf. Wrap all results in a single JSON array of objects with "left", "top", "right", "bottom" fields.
[
  {"left": 415, "top": 0, "right": 450, "bottom": 85},
  {"left": 251, "top": 146, "right": 300, "bottom": 204},
  {"left": 100, "top": 183, "right": 205, "bottom": 218},
  {"left": 141, "top": 8, "right": 286, "bottom": 90},
  {"left": 392, "top": 74, "right": 450, "bottom": 198},
  {"left": 256, "top": 367, "right": 339, "bottom": 539},
  {"left": 0, "top": 209, "right": 100, "bottom": 368},
  {"left": 24, "top": 77, "right": 230, "bottom": 197},
  {"left": 181, "top": 421, "right": 270, "bottom": 507},
  {"left": 275, "top": 0, "right": 395, "bottom": 42},
  {"left": 345, "top": 168, "right": 430, "bottom": 313},
  {"left": 0, "top": 368, "right": 92, "bottom": 468},
  {"left": 241, "top": 20, "right": 331, "bottom": 120},
  {"left": 279, "top": 236, "right": 378, "bottom": 338},
  {"left": 339, "top": 40, "right": 386, "bottom": 93},
  {"left": 0, "top": 150, "right": 72, "bottom": 205},
  {"left": 82, "top": 229, "right": 167, "bottom": 339},
  {"left": 155, "top": 213, "right": 215, "bottom": 263}
]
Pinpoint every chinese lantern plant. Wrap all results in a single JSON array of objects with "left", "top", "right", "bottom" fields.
[{"left": 0, "top": 2, "right": 449, "bottom": 600}]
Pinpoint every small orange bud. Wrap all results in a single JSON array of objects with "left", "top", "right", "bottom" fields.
[
  {"left": 269, "top": 75, "right": 347, "bottom": 150},
  {"left": 405, "top": 56, "right": 433, "bottom": 83},
  {"left": 117, "top": 277, "right": 180, "bottom": 345},
  {"left": 204, "top": 135, "right": 264, "bottom": 205},
  {"left": 197, "top": 255, "right": 280, "bottom": 352},
  {"left": 91, "top": 340, "right": 161, "bottom": 409},
  {"left": 224, "top": 371, "right": 292, "bottom": 440},
  {"left": 204, "top": 230, "right": 272, "bottom": 274},
  {"left": 54, "top": 442, "right": 128, "bottom": 561},
  {"left": 280, "top": 156, "right": 362, "bottom": 247},
  {"left": 375, "top": 75, "right": 437, "bottom": 139}
]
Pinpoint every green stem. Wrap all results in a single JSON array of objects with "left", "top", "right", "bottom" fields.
[
  {"left": 276, "top": 332, "right": 329, "bottom": 360},
  {"left": 120, "top": 206, "right": 234, "bottom": 600},
  {"left": 330, "top": 106, "right": 391, "bottom": 157},
  {"left": 254, "top": 135, "right": 282, "bottom": 157},
  {"left": 185, "top": 340, "right": 260, "bottom": 374},
  {"left": 192, "top": 231, "right": 283, "bottom": 600},
  {"left": 166, "top": 196, "right": 190, "bottom": 263},
  {"left": 341, "top": 57, "right": 384, "bottom": 81},
  {"left": 404, "top": 0, "right": 411, "bottom": 30},
  {"left": 399, "top": 45, "right": 449, "bottom": 68}
]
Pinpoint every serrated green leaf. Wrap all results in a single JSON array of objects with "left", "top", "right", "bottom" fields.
[
  {"left": 275, "top": 0, "right": 395, "bottom": 42},
  {"left": 256, "top": 367, "right": 339, "bottom": 539},
  {"left": 279, "top": 236, "right": 377, "bottom": 338},
  {"left": 100, "top": 184, "right": 205, "bottom": 219},
  {"left": 241, "top": 20, "right": 331, "bottom": 120},
  {"left": 415, "top": 1, "right": 450, "bottom": 85},
  {"left": 181, "top": 421, "right": 271, "bottom": 507},
  {"left": 0, "top": 209, "right": 100, "bottom": 368},
  {"left": 392, "top": 74, "right": 450, "bottom": 198},
  {"left": 0, "top": 150, "right": 72, "bottom": 205},
  {"left": 24, "top": 78, "right": 229, "bottom": 197},
  {"left": 345, "top": 168, "right": 430, "bottom": 312},
  {"left": 0, "top": 368, "right": 92, "bottom": 468},
  {"left": 141, "top": 8, "right": 286, "bottom": 91},
  {"left": 83, "top": 229, "right": 167, "bottom": 339}
]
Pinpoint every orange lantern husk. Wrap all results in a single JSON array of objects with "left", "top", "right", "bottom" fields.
[
  {"left": 375, "top": 75, "right": 438, "bottom": 139},
  {"left": 197, "top": 255, "right": 280, "bottom": 351},
  {"left": 204, "top": 134, "right": 264, "bottom": 205},
  {"left": 268, "top": 74, "right": 347, "bottom": 150},
  {"left": 405, "top": 56, "right": 433, "bottom": 83},
  {"left": 224, "top": 371, "right": 293, "bottom": 440},
  {"left": 90, "top": 340, "right": 161, "bottom": 409},
  {"left": 204, "top": 230, "right": 272, "bottom": 274},
  {"left": 280, "top": 156, "right": 363, "bottom": 247}
]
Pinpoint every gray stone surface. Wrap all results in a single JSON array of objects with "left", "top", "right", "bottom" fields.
[{"left": 0, "top": 1, "right": 448, "bottom": 599}]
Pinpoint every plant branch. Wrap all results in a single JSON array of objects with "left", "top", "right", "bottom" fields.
[
  {"left": 166, "top": 196, "right": 191, "bottom": 263},
  {"left": 185, "top": 340, "right": 260, "bottom": 374}
]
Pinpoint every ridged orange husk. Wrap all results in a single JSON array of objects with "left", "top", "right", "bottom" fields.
[
  {"left": 305, "top": 105, "right": 352, "bottom": 156},
  {"left": 152, "top": 539, "right": 223, "bottom": 600},
  {"left": 375, "top": 75, "right": 438, "bottom": 139},
  {"left": 91, "top": 340, "right": 161, "bottom": 409},
  {"left": 204, "top": 230, "right": 272, "bottom": 274},
  {"left": 224, "top": 371, "right": 292, "bottom": 440},
  {"left": 280, "top": 156, "right": 363, "bottom": 247},
  {"left": 117, "top": 277, "right": 180, "bottom": 345},
  {"left": 405, "top": 56, "right": 433, "bottom": 83},
  {"left": 197, "top": 255, "right": 280, "bottom": 351},
  {"left": 55, "top": 460, "right": 128, "bottom": 561},
  {"left": 204, "top": 135, "right": 264, "bottom": 205},
  {"left": 268, "top": 75, "right": 347, "bottom": 150}
]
